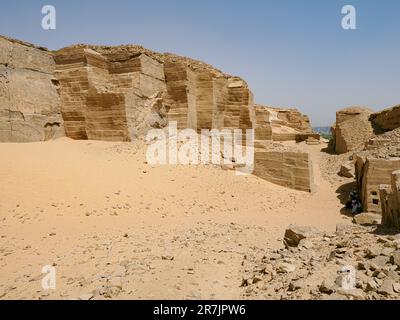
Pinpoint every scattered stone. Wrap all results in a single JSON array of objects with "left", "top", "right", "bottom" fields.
[
  {"left": 338, "top": 163, "right": 355, "bottom": 178},
  {"left": 365, "top": 247, "right": 380, "bottom": 259},
  {"left": 335, "top": 224, "right": 354, "bottom": 236},
  {"left": 377, "top": 279, "right": 395, "bottom": 296},
  {"left": 319, "top": 279, "right": 336, "bottom": 294},
  {"left": 288, "top": 280, "right": 304, "bottom": 292},
  {"left": 369, "top": 255, "right": 390, "bottom": 268},
  {"left": 390, "top": 251, "right": 400, "bottom": 268},
  {"left": 365, "top": 279, "right": 379, "bottom": 292},
  {"left": 353, "top": 213, "right": 382, "bottom": 226},
  {"left": 276, "top": 263, "right": 296, "bottom": 273},
  {"left": 284, "top": 225, "right": 320, "bottom": 247},
  {"left": 336, "top": 288, "right": 365, "bottom": 300},
  {"left": 298, "top": 239, "right": 314, "bottom": 249}
]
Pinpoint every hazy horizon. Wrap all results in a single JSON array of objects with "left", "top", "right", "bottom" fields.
[{"left": 1, "top": 0, "right": 399, "bottom": 126}]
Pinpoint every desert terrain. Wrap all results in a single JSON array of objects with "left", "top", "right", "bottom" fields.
[
  {"left": 0, "top": 137, "right": 346, "bottom": 300},
  {"left": 1, "top": 35, "right": 400, "bottom": 300}
]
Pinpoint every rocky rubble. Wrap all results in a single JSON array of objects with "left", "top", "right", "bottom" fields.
[{"left": 241, "top": 224, "right": 400, "bottom": 300}]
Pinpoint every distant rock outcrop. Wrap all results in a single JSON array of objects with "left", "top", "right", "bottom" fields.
[
  {"left": 331, "top": 107, "right": 374, "bottom": 154},
  {"left": 370, "top": 105, "right": 400, "bottom": 132}
]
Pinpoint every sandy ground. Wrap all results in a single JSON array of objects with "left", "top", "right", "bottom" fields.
[{"left": 0, "top": 139, "right": 351, "bottom": 300}]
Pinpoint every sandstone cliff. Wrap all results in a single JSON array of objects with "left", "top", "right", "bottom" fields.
[
  {"left": 0, "top": 36, "right": 64, "bottom": 142},
  {"left": 0, "top": 35, "right": 316, "bottom": 192}
]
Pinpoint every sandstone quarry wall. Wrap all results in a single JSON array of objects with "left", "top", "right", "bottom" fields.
[
  {"left": 355, "top": 156, "right": 400, "bottom": 213},
  {"left": 253, "top": 147, "right": 314, "bottom": 192},
  {"left": 252, "top": 105, "right": 313, "bottom": 146},
  {"left": 0, "top": 35, "right": 316, "bottom": 192},
  {"left": 0, "top": 36, "right": 64, "bottom": 142},
  {"left": 331, "top": 107, "right": 374, "bottom": 154},
  {"left": 380, "top": 170, "right": 400, "bottom": 229},
  {"left": 164, "top": 61, "right": 254, "bottom": 138},
  {"left": 53, "top": 47, "right": 166, "bottom": 141}
]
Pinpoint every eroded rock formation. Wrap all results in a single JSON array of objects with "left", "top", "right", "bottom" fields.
[
  {"left": 0, "top": 36, "right": 64, "bottom": 142},
  {"left": 331, "top": 107, "right": 374, "bottom": 154},
  {"left": 371, "top": 105, "right": 400, "bottom": 132},
  {"left": 0, "top": 35, "right": 316, "bottom": 192},
  {"left": 380, "top": 170, "right": 400, "bottom": 229}
]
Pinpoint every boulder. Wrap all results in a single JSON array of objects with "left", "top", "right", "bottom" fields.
[
  {"left": 377, "top": 279, "right": 396, "bottom": 296},
  {"left": 283, "top": 225, "right": 321, "bottom": 247},
  {"left": 336, "top": 288, "right": 365, "bottom": 300},
  {"left": 319, "top": 279, "right": 336, "bottom": 294},
  {"left": 276, "top": 263, "right": 296, "bottom": 273},
  {"left": 353, "top": 212, "right": 382, "bottom": 226},
  {"left": 338, "top": 163, "right": 355, "bottom": 178}
]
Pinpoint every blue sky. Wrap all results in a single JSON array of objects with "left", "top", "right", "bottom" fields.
[{"left": 1, "top": 0, "right": 399, "bottom": 126}]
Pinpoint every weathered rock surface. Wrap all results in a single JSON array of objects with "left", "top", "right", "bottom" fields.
[
  {"left": 380, "top": 170, "right": 400, "bottom": 229},
  {"left": 331, "top": 107, "right": 374, "bottom": 155},
  {"left": 253, "top": 105, "right": 312, "bottom": 143},
  {"left": 253, "top": 144, "right": 314, "bottom": 192},
  {"left": 338, "top": 162, "right": 355, "bottom": 178},
  {"left": 353, "top": 212, "right": 382, "bottom": 226},
  {"left": 54, "top": 46, "right": 167, "bottom": 141},
  {"left": 0, "top": 36, "right": 64, "bottom": 142},
  {"left": 283, "top": 225, "right": 321, "bottom": 247},
  {"left": 370, "top": 105, "right": 400, "bottom": 132},
  {"left": 0, "top": 35, "right": 316, "bottom": 192},
  {"left": 355, "top": 156, "right": 400, "bottom": 214}
]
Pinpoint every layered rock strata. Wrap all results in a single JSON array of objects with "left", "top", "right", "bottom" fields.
[{"left": 0, "top": 35, "right": 315, "bottom": 192}]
